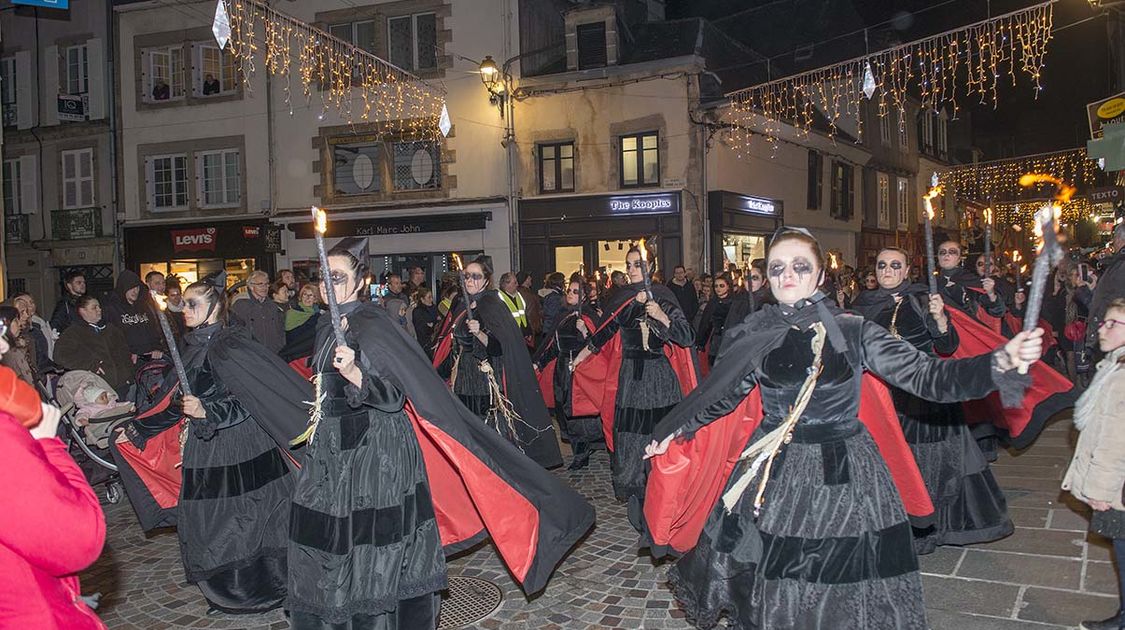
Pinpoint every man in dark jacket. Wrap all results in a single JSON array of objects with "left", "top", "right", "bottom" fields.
[
  {"left": 230, "top": 270, "right": 286, "bottom": 353},
  {"left": 540, "top": 272, "right": 566, "bottom": 337},
  {"left": 516, "top": 272, "right": 543, "bottom": 339},
  {"left": 49, "top": 270, "right": 86, "bottom": 335},
  {"left": 101, "top": 270, "right": 165, "bottom": 359},
  {"left": 665, "top": 265, "right": 698, "bottom": 321},
  {"left": 1085, "top": 223, "right": 1125, "bottom": 357}
]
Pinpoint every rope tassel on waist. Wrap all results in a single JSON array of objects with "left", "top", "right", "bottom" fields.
[{"left": 721, "top": 323, "right": 827, "bottom": 517}]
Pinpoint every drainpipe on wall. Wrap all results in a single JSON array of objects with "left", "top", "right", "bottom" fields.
[{"left": 107, "top": 0, "right": 122, "bottom": 273}]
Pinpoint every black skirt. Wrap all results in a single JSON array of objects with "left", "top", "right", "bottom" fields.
[
  {"left": 179, "top": 417, "right": 294, "bottom": 614},
  {"left": 613, "top": 352, "right": 682, "bottom": 503},
  {"left": 287, "top": 374, "right": 446, "bottom": 628},
  {"left": 668, "top": 419, "right": 927, "bottom": 630}
]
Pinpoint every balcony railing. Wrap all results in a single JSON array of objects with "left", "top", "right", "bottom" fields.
[
  {"left": 5, "top": 214, "right": 28, "bottom": 244},
  {"left": 52, "top": 207, "right": 102, "bottom": 240}
]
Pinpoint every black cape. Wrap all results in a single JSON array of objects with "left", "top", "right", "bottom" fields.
[{"left": 347, "top": 303, "right": 594, "bottom": 594}]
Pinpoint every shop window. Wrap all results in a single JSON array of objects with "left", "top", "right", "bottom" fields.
[
  {"left": 334, "top": 142, "right": 382, "bottom": 195},
  {"left": 896, "top": 177, "right": 909, "bottom": 228},
  {"left": 392, "top": 140, "right": 441, "bottom": 191},
  {"left": 61, "top": 148, "right": 95, "bottom": 209},
  {"left": 146, "top": 153, "right": 188, "bottom": 211},
  {"left": 144, "top": 45, "right": 185, "bottom": 103},
  {"left": 539, "top": 142, "right": 575, "bottom": 193},
  {"left": 194, "top": 43, "right": 237, "bottom": 97},
  {"left": 619, "top": 131, "right": 659, "bottom": 188},
  {"left": 830, "top": 160, "right": 853, "bottom": 221},
  {"left": 554, "top": 245, "right": 584, "bottom": 278},
  {"left": 876, "top": 172, "right": 890, "bottom": 229},
  {"left": 329, "top": 20, "right": 377, "bottom": 54},
  {"left": 807, "top": 149, "right": 822, "bottom": 210},
  {"left": 66, "top": 44, "right": 89, "bottom": 96},
  {"left": 597, "top": 239, "right": 633, "bottom": 275},
  {"left": 1, "top": 57, "right": 16, "bottom": 127},
  {"left": 388, "top": 13, "right": 437, "bottom": 73},
  {"left": 722, "top": 234, "right": 766, "bottom": 270},
  {"left": 198, "top": 149, "right": 241, "bottom": 208}
]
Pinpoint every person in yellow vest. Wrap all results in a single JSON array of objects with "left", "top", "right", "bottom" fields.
[{"left": 499, "top": 272, "right": 534, "bottom": 349}]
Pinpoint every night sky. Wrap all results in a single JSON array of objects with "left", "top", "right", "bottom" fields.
[{"left": 667, "top": 0, "right": 1116, "bottom": 160}]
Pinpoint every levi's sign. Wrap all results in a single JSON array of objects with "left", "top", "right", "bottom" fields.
[{"left": 172, "top": 227, "right": 217, "bottom": 254}]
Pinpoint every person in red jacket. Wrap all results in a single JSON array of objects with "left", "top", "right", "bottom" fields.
[{"left": 0, "top": 325, "right": 107, "bottom": 630}]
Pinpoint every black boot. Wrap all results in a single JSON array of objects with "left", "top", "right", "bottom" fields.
[
  {"left": 568, "top": 442, "right": 591, "bottom": 470},
  {"left": 1080, "top": 611, "right": 1124, "bottom": 630}
]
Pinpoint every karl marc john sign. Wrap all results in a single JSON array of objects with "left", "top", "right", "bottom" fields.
[{"left": 289, "top": 211, "right": 491, "bottom": 239}]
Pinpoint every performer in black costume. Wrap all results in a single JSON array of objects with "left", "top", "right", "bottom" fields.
[
  {"left": 696, "top": 273, "right": 735, "bottom": 369},
  {"left": 533, "top": 276, "right": 603, "bottom": 470},
  {"left": 644, "top": 228, "right": 1044, "bottom": 629},
  {"left": 571, "top": 246, "right": 695, "bottom": 504},
  {"left": 851, "top": 247, "right": 1013, "bottom": 555},
  {"left": 936, "top": 239, "right": 1006, "bottom": 320},
  {"left": 289, "top": 240, "right": 594, "bottom": 628},
  {"left": 177, "top": 272, "right": 308, "bottom": 615},
  {"left": 434, "top": 257, "right": 562, "bottom": 469}
]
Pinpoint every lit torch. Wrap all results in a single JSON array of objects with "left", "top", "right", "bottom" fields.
[
  {"left": 151, "top": 293, "right": 191, "bottom": 398},
  {"left": 311, "top": 206, "right": 347, "bottom": 348},
  {"left": 451, "top": 252, "right": 473, "bottom": 320},
  {"left": 1016, "top": 174, "right": 1070, "bottom": 374},
  {"left": 923, "top": 173, "right": 943, "bottom": 295},
  {"left": 638, "top": 237, "right": 654, "bottom": 300},
  {"left": 1011, "top": 250, "right": 1023, "bottom": 292},
  {"left": 982, "top": 207, "right": 993, "bottom": 279}
]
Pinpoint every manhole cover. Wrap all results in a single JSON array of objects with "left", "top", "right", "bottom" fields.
[{"left": 438, "top": 576, "right": 503, "bottom": 629}]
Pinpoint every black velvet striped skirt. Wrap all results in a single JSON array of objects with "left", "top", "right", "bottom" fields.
[
  {"left": 668, "top": 419, "right": 927, "bottom": 630},
  {"left": 287, "top": 395, "right": 446, "bottom": 629},
  {"left": 179, "top": 417, "right": 294, "bottom": 614},
  {"left": 613, "top": 353, "right": 682, "bottom": 504}
]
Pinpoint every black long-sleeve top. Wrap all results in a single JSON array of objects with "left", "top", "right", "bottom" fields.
[
  {"left": 938, "top": 267, "right": 1006, "bottom": 319},
  {"left": 696, "top": 295, "right": 733, "bottom": 358},
  {"left": 585, "top": 284, "right": 694, "bottom": 358}
]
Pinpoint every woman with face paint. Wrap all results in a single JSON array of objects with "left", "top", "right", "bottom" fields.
[
  {"left": 432, "top": 257, "right": 562, "bottom": 468},
  {"left": 289, "top": 240, "right": 594, "bottom": 627},
  {"left": 851, "top": 248, "right": 1012, "bottom": 555},
  {"left": 936, "top": 239, "right": 1007, "bottom": 321},
  {"left": 643, "top": 228, "right": 1045, "bottom": 629},
  {"left": 174, "top": 271, "right": 309, "bottom": 616},
  {"left": 696, "top": 273, "right": 735, "bottom": 369},
  {"left": 570, "top": 246, "right": 696, "bottom": 508}
]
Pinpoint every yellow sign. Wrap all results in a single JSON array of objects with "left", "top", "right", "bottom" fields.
[{"left": 1089, "top": 92, "right": 1125, "bottom": 139}]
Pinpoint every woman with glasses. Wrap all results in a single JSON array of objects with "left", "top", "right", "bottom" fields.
[
  {"left": 534, "top": 277, "right": 603, "bottom": 470},
  {"left": 936, "top": 239, "right": 1007, "bottom": 322},
  {"left": 571, "top": 246, "right": 696, "bottom": 507},
  {"left": 643, "top": 228, "right": 1045, "bottom": 630},
  {"left": 852, "top": 248, "right": 1012, "bottom": 554},
  {"left": 433, "top": 257, "right": 562, "bottom": 468},
  {"left": 289, "top": 239, "right": 593, "bottom": 628},
  {"left": 1064, "top": 298, "right": 1125, "bottom": 630},
  {"left": 281, "top": 283, "right": 322, "bottom": 363},
  {"left": 175, "top": 271, "right": 309, "bottom": 616}
]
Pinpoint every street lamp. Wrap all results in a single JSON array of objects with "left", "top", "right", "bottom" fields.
[{"left": 479, "top": 55, "right": 507, "bottom": 116}]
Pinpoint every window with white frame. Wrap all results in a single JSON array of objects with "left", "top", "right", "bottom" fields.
[
  {"left": 147, "top": 154, "right": 188, "bottom": 210},
  {"left": 334, "top": 142, "right": 382, "bottom": 195},
  {"left": 937, "top": 113, "right": 948, "bottom": 156},
  {"left": 920, "top": 112, "right": 934, "bottom": 153},
  {"left": 3, "top": 158, "right": 21, "bottom": 214},
  {"left": 61, "top": 148, "right": 95, "bottom": 209},
  {"left": 392, "top": 141, "right": 440, "bottom": 190},
  {"left": 1, "top": 57, "right": 16, "bottom": 127},
  {"left": 877, "top": 172, "right": 890, "bottom": 229},
  {"left": 388, "top": 13, "right": 437, "bottom": 73},
  {"left": 196, "top": 44, "right": 236, "bottom": 96},
  {"left": 879, "top": 111, "right": 891, "bottom": 147},
  {"left": 66, "top": 45, "right": 89, "bottom": 95},
  {"left": 145, "top": 46, "right": 185, "bottom": 103},
  {"left": 897, "top": 111, "right": 908, "bottom": 151},
  {"left": 896, "top": 177, "right": 909, "bottom": 228},
  {"left": 198, "top": 149, "right": 240, "bottom": 207},
  {"left": 329, "top": 20, "right": 377, "bottom": 54}
]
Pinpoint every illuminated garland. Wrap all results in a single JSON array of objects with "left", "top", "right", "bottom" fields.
[
  {"left": 219, "top": 0, "right": 447, "bottom": 139},
  {"left": 725, "top": 2, "right": 1053, "bottom": 150},
  {"left": 938, "top": 148, "right": 1102, "bottom": 204}
]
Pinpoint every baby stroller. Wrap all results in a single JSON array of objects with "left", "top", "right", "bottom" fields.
[{"left": 53, "top": 370, "right": 135, "bottom": 505}]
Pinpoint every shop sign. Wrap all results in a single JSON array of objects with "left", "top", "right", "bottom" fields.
[
  {"left": 289, "top": 211, "right": 490, "bottom": 239},
  {"left": 606, "top": 193, "right": 679, "bottom": 214},
  {"left": 728, "top": 194, "right": 780, "bottom": 216},
  {"left": 1087, "top": 186, "right": 1124, "bottom": 205},
  {"left": 172, "top": 227, "right": 217, "bottom": 254},
  {"left": 242, "top": 225, "right": 261, "bottom": 239},
  {"left": 263, "top": 225, "right": 283, "bottom": 253},
  {"left": 13, "top": 0, "right": 68, "bottom": 8},
  {"left": 1088, "top": 92, "right": 1125, "bottom": 139}
]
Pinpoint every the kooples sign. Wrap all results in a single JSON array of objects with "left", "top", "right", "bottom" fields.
[
  {"left": 172, "top": 227, "right": 218, "bottom": 254},
  {"left": 608, "top": 195, "right": 676, "bottom": 213}
]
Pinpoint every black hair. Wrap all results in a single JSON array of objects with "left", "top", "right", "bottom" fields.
[
  {"left": 185, "top": 273, "right": 229, "bottom": 325},
  {"left": 145, "top": 270, "right": 165, "bottom": 283},
  {"left": 75, "top": 295, "right": 99, "bottom": 311},
  {"left": 466, "top": 255, "right": 493, "bottom": 281},
  {"left": 326, "top": 245, "right": 368, "bottom": 280},
  {"left": 63, "top": 269, "right": 85, "bottom": 284},
  {"left": 0, "top": 306, "right": 20, "bottom": 341},
  {"left": 546, "top": 272, "right": 566, "bottom": 291}
]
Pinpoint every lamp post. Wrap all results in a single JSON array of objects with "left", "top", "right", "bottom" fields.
[{"left": 479, "top": 54, "right": 518, "bottom": 270}]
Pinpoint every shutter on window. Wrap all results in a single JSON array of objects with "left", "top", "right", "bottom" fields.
[
  {"left": 576, "top": 22, "right": 607, "bottom": 70},
  {"left": 144, "top": 157, "right": 155, "bottom": 212},
  {"left": 87, "top": 39, "right": 104, "bottom": 120},
  {"left": 44, "top": 46, "right": 60, "bottom": 126},
  {"left": 192, "top": 44, "right": 202, "bottom": 97},
  {"left": 14, "top": 51, "right": 32, "bottom": 130},
  {"left": 19, "top": 155, "right": 38, "bottom": 214}
]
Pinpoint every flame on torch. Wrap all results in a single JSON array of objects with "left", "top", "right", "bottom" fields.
[
  {"left": 638, "top": 238, "right": 649, "bottom": 262},
  {"left": 313, "top": 206, "right": 327, "bottom": 234},
  {"left": 923, "top": 183, "right": 943, "bottom": 220},
  {"left": 1018, "top": 173, "right": 1077, "bottom": 205},
  {"left": 451, "top": 252, "right": 463, "bottom": 271},
  {"left": 153, "top": 293, "right": 168, "bottom": 311},
  {"left": 828, "top": 252, "right": 840, "bottom": 271},
  {"left": 983, "top": 207, "right": 992, "bottom": 226}
]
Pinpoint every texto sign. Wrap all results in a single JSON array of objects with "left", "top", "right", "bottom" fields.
[{"left": 13, "top": 0, "right": 69, "bottom": 8}]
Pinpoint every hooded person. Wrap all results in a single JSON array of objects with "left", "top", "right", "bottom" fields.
[
  {"left": 640, "top": 227, "right": 1046, "bottom": 630},
  {"left": 288, "top": 238, "right": 594, "bottom": 628},
  {"left": 432, "top": 256, "right": 563, "bottom": 469},
  {"left": 850, "top": 247, "right": 1012, "bottom": 555},
  {"left": 101, "top": 269, "right": 165, "bottom": 359},
  {"left": 569, "top": 245, "right": 697, "bottom": 509}
]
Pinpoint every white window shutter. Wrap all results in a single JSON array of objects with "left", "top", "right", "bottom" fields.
[
  {"left": 43, "top": 46, "right": 60, "bottom": 126},
  {"left": 144, "top": 157, "right": 155, "bottom": 211},
  {"left": 19, "top": 155, "right": 38, "bottom": 214},
  {"left": 86, "top": 39, "right": 104, "bottom": 120},
  {"left": 14, "top": 51, "right": 32, "bottom": 129},
  {"left": 191, "top": 44, "right": 201, "bottom": 97},
  {"left": 195, "top": 152, "right": 203, "bottom": 206}
]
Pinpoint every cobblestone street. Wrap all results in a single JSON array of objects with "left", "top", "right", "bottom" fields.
[{"left": 80, "top": 412, "right": 1118, "bottom": 629}]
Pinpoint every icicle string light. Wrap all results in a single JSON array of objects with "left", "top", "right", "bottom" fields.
[
  {"left": 725, "top": 2, "right": 1053, "bottom": 153},
  {"left": 938, "top": 148, "right": 1100, "bottom": 204},
  {"left": 222, "top": 0, "right": 446, "bottom": 140}
]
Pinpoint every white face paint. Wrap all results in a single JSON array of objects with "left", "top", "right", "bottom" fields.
[{"left": 767, "top": 240, "right": 822, "bottom": 306}]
